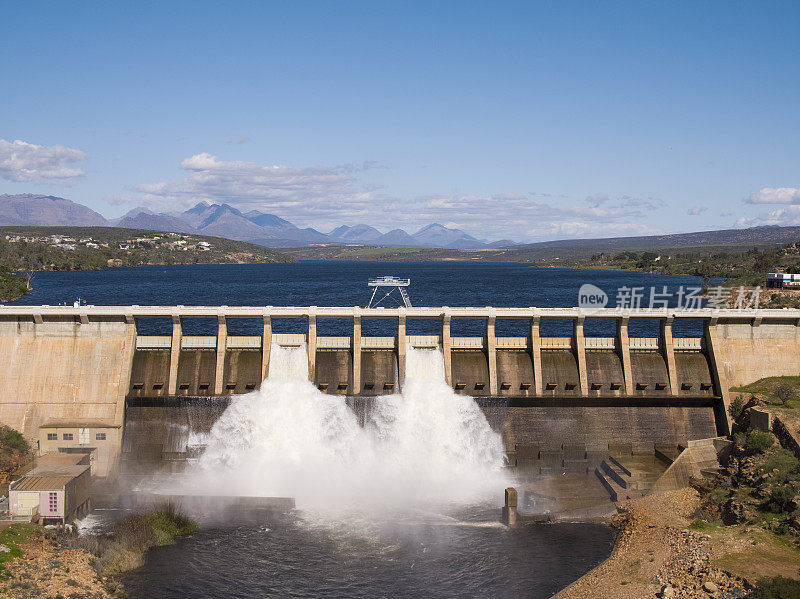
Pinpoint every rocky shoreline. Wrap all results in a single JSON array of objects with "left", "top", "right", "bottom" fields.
[{"left": 555, "top": 489, "right": 755, "bottom": 599}]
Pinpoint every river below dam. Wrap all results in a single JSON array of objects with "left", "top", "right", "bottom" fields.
[
  {"left": 15, "top": 262, "right": 706, "bottom": 597},
  {"left": 123, "top": 510, "right": 615, "bottom": 599}
]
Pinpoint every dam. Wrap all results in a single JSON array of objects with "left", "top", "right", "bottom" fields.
[{"left": 0, "top": 304, "right": 797, "bottom": 480}]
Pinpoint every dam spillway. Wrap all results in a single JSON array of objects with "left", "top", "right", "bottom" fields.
[{"left": 2, "top": 305, "right": 799, "bottom": 477}]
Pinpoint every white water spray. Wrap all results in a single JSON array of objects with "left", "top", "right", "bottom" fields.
[{"left": 184, "top": 343, "right": 508, "bottom": 513}]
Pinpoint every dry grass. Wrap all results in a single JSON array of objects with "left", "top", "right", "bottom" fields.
[
  {"left": 712, "top": 526, "right": 800, "bottom": 582},
  {"left": 56, "top": 503, "right": 198, "bottom": 582}
]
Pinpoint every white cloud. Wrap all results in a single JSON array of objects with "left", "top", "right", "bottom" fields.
[
  {"left": 133, "top": 152, "right": 668, "bottom": 242},
  {"left": 687, "top": 206, "right": 708, "bottom": 215},
  {"left": 134, "top": 152, "right": 363, "bottom": 212},
  {"left": 736, "top": 206, "right": 800, "bottom": 228},
  {"left": 746, "top": 187, "right": 800, "bottom": 204},
  {"left": 0, "top": 139, "right": 87, "bottom": 183}
]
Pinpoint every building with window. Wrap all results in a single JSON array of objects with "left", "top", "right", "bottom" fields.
[
  {"left": 767, "top": 272, "right": 800, "bottom": 289},
  {"left": 8, "top": 453, "right": 90, "bottom": 525},
  {"left": 38, "top": 419, "right": 121, "bottom": 477}
]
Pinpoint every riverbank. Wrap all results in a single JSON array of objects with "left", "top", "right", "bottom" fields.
[
  {"left": 0, "top": 508, "right": 198, "bottom": 598},
  {"left": 0, "top": 523, "right": 110, "bottom": 598},
  {"left": 556, "top": 486, "right": 800, "bottom": 598},
  {"left": 0, "top": 226, "right": 295, "bottom": 302},
  {"left": 555, "top": 489, "right": 750, "bottom": 598}
]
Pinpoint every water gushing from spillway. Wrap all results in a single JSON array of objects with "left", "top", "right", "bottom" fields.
[{"left": 180, "top": 343, "right": 508, "bottom": 514}]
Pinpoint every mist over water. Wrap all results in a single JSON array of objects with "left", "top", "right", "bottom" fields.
[{"left": 183, "top": 344, "right": 508, "bottom": 514}]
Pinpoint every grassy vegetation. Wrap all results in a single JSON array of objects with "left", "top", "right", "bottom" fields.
[
  {"left": 92, "top": 508, "right": 198, "bottom": 580},
  {"left": 749, "top": 575, "right": 800, "bottom": 598},
  {"left": 712, "top": 527, "right": 800, "bottom": 589},
  {"left": 688, "top": 518, "right": 722, "bottom": 532},
  {"left": 0, "top": 508, "right": 197, "bottom": 596},
  {"left": 560, "top": 244, "right": 800, "bottom": 286},
  {"left": 55, "top": 504, "right": 198, "bottom": 594},
  {"left": 689, "top": 395, "right": 800, "bottom": 586},
  {"left": 732, "top": 377, "right": 800, "bottom": 410},
  {"left": 0, "top": 524, "right": 35, "bottom": 576}
]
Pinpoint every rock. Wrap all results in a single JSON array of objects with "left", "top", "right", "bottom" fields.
[
  {"left": 703, "top": 581, "right": 718, "bottom": 593},
  {"left": 722, "top": 498, "right": 755, "bottom": 525},
  {"left": 660, "top": 584, "right": 676, "bottom": 598},
  {"left": 0, "top": 544, "right": 9, "bottom": 553}
]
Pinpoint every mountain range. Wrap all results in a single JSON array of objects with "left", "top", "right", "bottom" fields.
[
  {"left": 0, "top": 194, "right": 503, "bottom": 248},
  {"left": 6, "top": 193, "right": 799, "bottom": 256}
]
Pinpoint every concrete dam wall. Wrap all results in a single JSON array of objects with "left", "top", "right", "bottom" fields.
[{"left": 0, "top": 305, "right": 797, "bottom": 476}]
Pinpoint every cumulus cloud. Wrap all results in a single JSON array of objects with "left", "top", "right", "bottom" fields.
[
  {"left": 134, "top": 152, "right": 366, "bottom": 212},
  {"left": 687, "top": 206, "right": 708, "bottom": 215},
  {"left": 746, "top": 187, "right": 800, "bottom": 204},
  {"left": 0, "top": 139, "right": 86, "bottom": 183},
  {"left": 736, "top": 206, "right": 800, "bottom": 228},
  {"left": 133, "top": 152, "right": 667, "bottom": 242}
]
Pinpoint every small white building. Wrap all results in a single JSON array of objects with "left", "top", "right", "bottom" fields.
[{"left": 9, "top": 454, "right": 90, "bottom": 525}]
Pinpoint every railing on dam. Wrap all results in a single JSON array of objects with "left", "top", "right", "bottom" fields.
[{"left": 4, "top": 305, "right": 800, "bottom": 436}]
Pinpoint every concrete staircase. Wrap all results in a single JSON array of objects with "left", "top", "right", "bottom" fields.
[
  {"left": 594, "top": 452, "right": 671, "bottom": 502},
  {"left": 594, "top": 438, "right": 728, "bottom": 501}
]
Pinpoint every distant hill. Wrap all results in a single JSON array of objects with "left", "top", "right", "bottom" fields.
[
  {"left": 507, "top": 226, "right": 800, "bottom": 254},
  {"left": 329, "top": 224, "right": 385, "bottom": 244},
  {"left": 0, "top": 194, "right": 108, "bottom": 227},
  {"left": 378, "top": 228, "right": 418, "bottom": 246},
  {"left": 0, "top": 225, "right": 294, "bottom": 269},
  {"left": 0, "top": 194, "right": 507, "bottom": 248},
  {"left": 412, "top": 223, "right": 484, "bottom": 249},
  {"left": 9, "top": 194, "right": 798, "bottom": 256},
  {"left": 114, "top": 208, "right": 199, "bottom": 234}
]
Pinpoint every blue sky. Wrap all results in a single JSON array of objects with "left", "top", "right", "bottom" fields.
[{"left": 1, "top": 1, "right": 799, "bottom": 242}]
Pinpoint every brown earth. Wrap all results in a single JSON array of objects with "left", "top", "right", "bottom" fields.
[
  {"left": 554, "top": 487, "right": 800, "bottom": 598},
  {"left": 0, "top": 527, "right": 112, "bottom": 599}
]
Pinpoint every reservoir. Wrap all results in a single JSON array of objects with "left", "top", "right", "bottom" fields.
[{"left": 14, "top": 260, "right": 712, "bottom": 337}]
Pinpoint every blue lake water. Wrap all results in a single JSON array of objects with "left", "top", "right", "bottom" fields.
[{"left": 13, "top": 261, "right": 712, "bottom": 337}]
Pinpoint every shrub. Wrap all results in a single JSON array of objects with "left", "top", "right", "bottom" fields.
[
  {"left": 749, "top": 575, "right": 800, "bottom": 599},
  {"left": 730, "top": 395, "right": 746, "bottom": 422},
  {"left": 760, "top": 450, "right": 800, "bottom": 483},
  {"left": 146, "top": 509, "right": 198, "bottom": 546},
  {"left": 735, "top": 430, "right": 775, "bottom": 455},
  {"left": 767, "top": 484, "right": 796, "bottom": 513},
  {"left": 774, "top": 383, "right": 797, "bottom": 406},
  {"left": 0, "top": 425, "right": 28, "bottom": 455}
]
